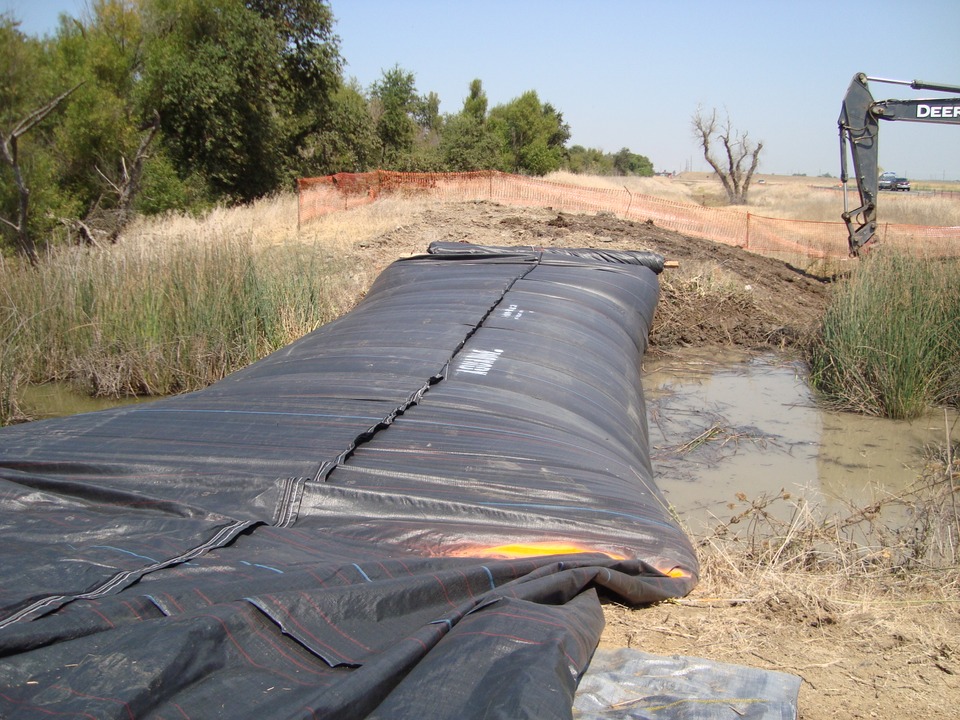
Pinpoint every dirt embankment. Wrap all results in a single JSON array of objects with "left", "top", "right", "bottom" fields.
[{"left": 365, "top": 200, "right": 832, "bottom": 352}]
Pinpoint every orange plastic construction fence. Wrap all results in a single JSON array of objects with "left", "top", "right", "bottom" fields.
[{"left": 298, "top": 171, "right": 960, "bottom": 261}]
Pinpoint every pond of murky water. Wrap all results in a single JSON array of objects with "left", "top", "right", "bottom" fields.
[
  {"left": 644, "top": 349, "right": 959, "bottom": 533},
  {"left": 18, "top": 382, "right": 150, "bottom": 419}
]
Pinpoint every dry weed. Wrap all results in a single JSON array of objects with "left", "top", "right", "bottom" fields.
[
  {"left": 547, "top": 170, "right": 960, "bottom": 227},
  {"left": 545, "top": 171, "right": 704, "bottom": 205},
  {"left": 599, "top": 453, "right": 960, "bottom": 720}
]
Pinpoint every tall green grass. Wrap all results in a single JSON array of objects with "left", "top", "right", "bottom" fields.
[
  {"left": 808, "top": 252, "right": 960, "bottom": 419},
  {"left": 1, "top": 237, "right": 351, "bottom": 425}
]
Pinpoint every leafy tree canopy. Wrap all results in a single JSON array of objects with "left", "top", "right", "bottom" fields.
[
  {"left": 142, "top": 0, "right": 282, "bottom": 201},
  {"left": 612, "top": 147, "right": 654, "bottom": 176},
  {"left": 488, "top": 90, "right": 570, "bottom": 175},
  {"left": 564, "top": 145, "right": 654, "bottom": 177},
  {"left": 1, "top": 1, "right": 663, "bottom": 262},
  {"left": 298, "top": 78, "right": 380, "bottom": 175},
  {"left": 369, "top": 64, "right": 419, "bottom": 167}
]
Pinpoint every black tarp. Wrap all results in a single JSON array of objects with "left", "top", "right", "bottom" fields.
[{"left": 0, "top": 244, "right": 698, "bottom": 719}]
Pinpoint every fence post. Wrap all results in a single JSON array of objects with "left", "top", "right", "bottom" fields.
[{"left": 296, "top": 179, "right": 302, "bottom": 233}]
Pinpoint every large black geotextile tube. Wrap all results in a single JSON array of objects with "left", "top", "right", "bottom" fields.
[{"left": 0, "top": 244, "right": 697, "bottom": 720}]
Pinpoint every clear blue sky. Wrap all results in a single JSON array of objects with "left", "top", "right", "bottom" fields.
[{"left": 5, "top": 0, "right": 960, "bottom": 179}]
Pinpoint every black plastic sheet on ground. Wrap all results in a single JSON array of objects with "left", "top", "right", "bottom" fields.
[{"left": 0, "top": 244, "right": 698, "bottom": 719}]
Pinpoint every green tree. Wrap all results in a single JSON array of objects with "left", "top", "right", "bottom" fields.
[
  {"left": 246, "top": 0, "right": 341, "bottom": 171},
  {"left": 488, "top": 90, "right": 569, "bottom": 175},
  {"left": 140, "top": 0, "right": 341, "bottom": 203},
  {"left": 369, "top": 65, "right": 419, "bottom": 168},
  {"left": 2, "top": 2, "right": 181, "bottom": 256},
  {"left": 565, "top": 145, "right": 614, "bottom": 175},
  {"left": 248, "top": 0, "right": 341, "bottom": 101},
  {"left": 415, "top": 91, "right": 441, "bottom": 134},
  {"left": 2, "top": 1, "right": 344, "bottom": 256},
  {"left": 439, "top": 113, "right": 498, "bottom": 171},
  {"left": 141, "top": 0, "right": 283, "bottom": 201},
  {"left": 439, "top": 79, "right": 498, "bottom": 171},
  {"left": 298, "top": 78, "right": 380, "bottom": 174},
  {"left": 612, "top": 147, "right": 654, "bottom": 176},
  {"left": 462, "top": 78, "right": 487, "bottom": 122},
  {"left": 563, "top": 146, "right": 654, "bottom": 177},
  {"left": 406, "top": 90, "right": 443, "bottom": 171},
  {"left": 0, "top": 14, "right": 78, "bottom": 260},
  {"left": 1, "top": 84, "right": 83, "bottom": 263},
  {"left": 50, "top": 0, "right": 161, "bottom": 242}
]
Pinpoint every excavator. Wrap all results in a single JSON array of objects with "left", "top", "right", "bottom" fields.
[{"left": 838, "top": 72, "right": 960, "bottom": 255}]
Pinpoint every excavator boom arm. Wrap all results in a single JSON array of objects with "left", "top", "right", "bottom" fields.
[
  {"left": 838, "top": 73, "right": 960, "bottom": 255},
  {"left": 872, "top": 98, "right": 960, "bottom": 123}
]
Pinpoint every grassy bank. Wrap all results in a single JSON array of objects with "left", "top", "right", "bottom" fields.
[
  {"left": 4, "top": 206, "right": 349, "bottom": 425},
  {"left": 0, "top": 193, "right": 434, "bottom": 426},
  {"left": 809, "top": 251, "right": 960, "bottom": 419},
  {"left": 1, "top": 241, "right": 345, "bottom": 421}
]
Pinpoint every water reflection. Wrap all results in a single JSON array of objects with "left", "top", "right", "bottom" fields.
[
  {"left": 643, "top": 349, "right": 958, "bottom": 534},
  {"left": 18, "top": 382, "right": 150, "bottom": 420}
]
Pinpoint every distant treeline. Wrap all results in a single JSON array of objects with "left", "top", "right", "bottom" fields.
[{"left": 0, "top": 1, "right": 653, "bottom": 260}]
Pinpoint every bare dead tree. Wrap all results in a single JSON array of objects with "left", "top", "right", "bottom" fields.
[
  {"left": 79, "top": 110, "right": 161, "bottom": 246},
  {"left": 0, "top": 84, "right": 83, "bottom": 265},
  {"left": 691, "top": 106, "right": 763, "bottom": 205}
]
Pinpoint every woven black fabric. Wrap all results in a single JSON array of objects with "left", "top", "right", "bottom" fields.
[
  {"left": 426, "top": 241, "right": 667, "bottom": 273},
  {"left": 0, "top": 245, "right": 696, "bottom": 719}
]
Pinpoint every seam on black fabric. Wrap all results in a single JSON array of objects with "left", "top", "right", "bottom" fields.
[
  {"left": 274, "top": 475, "right": 308, "bottom": 527},
  {"left": 309, "top": 254, "right": 544, "bottom": 490},
  {"left": 0, "top": 519, "right": 254, "bottom": 629}
]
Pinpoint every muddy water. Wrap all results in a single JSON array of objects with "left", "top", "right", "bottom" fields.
[
  {"left": 18, "top": 382, "right": 150, "bottom": 419},
  {"left": 644, "top": 349, "right": 959, "bottom": 534}
]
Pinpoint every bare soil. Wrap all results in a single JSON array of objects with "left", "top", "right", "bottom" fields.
[
  {"left": 357, "top": 200, "right": 960, "bottom": 720},
  {"left": 359, "top": 200, "right": 832, "bottom": 352}
]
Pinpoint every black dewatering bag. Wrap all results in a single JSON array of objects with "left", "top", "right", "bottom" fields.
[{"left": 0, "top": 244, "right": 697, "bottom": 719}]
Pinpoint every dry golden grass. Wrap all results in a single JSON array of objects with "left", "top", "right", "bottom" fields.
[
  {"left": 545, "top": 170, "right": 705, "bottom": 205},
  {"left": 117, "top": 194, "right": 440, "bottom": 311},
  {"left": 296, "top": 195, "right": 437, "bottom": 251},
  {"left": 121, "top": 193, "right": 436, "bottom": 253},
  {"left": 122, "top": 195, "right": 297, "bottom": 250},
  {"left": 602, "top": 443, "right": 960, "bottom": 720},
  {"left": 546, "top": 170, "right": 960, "bottom": 226}
]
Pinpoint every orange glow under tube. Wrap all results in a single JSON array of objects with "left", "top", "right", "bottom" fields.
[
  {"left": 446, "top": 542, "right": 692, "bottom": 580},
  {"left": 449, "top": 541, "right": 626, "bottom": 560}
]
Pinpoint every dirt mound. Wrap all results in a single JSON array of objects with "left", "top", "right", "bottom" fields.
[{"left": 368, "top": 201, "right": 832, "bottom": 352}]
